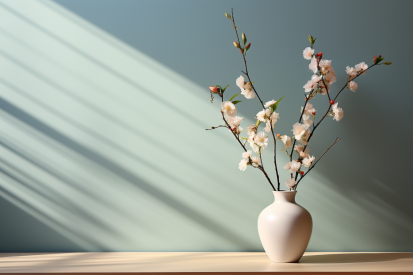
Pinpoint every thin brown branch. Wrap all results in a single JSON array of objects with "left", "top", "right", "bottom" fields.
[
  {"left": 295, "top": 137, "right": 340, "bottom": 189},
  {"left": 206, "top": 125, "right": 227, "bottom": 130},
  {"left": 231, "top": 9, "right": 280, "bottom": 189},
  {"left": 221, "top": 111, "right": 276, "bottom": 191}
]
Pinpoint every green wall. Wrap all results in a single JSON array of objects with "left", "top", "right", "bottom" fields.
[{"left": 0, "top": 0, "right": 412, "bottom": 252}]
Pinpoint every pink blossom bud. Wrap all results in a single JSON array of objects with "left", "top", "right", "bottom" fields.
[{"left": 209, "top": 86, "right": 218, "bottom": 93}]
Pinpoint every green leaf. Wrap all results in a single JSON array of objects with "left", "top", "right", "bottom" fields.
[
  {"left": 221, "top": 84, "right": 230, "bottom": 93},
  {"left": 229, "top": 93, "right": 239, "bottom": 101},
  {"left": 383, "top": 62, "right": 392, "bottom": 65},
  {"left": 232, "top": 100, "right": 242, "bottom": 105},
  {"left": 376, "top": 56, "right": 385, "bottom": 64},
  {"left": 308, "top": 35, "right": 316, "bottom": 48},
  {"left": 216, "top": 85, "right": 222, "bottom": 89},
  {"left": 272, "top": 96, "right": 285, "bottom": 112},
  {"left": 225, "top": 12, "right": 231, "bottom": 20},
  {"left": 240, "top": 136, "right": 248, "bottom": 141}
]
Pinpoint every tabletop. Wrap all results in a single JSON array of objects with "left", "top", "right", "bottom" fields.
[{"left": 1, "top": 252, "right": 412, "bottom": 274}]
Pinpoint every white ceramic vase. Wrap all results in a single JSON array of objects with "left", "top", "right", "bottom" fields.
[{"left": 258, "top": 190, "right": 312, "bottom": 263}]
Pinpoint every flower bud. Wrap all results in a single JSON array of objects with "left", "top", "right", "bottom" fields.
[
  {"left": 242, "top": 32, "right": 247, "bottom": 45},
  {"left": 373, "top": 56, "right": 377, "bottom": 63},
  {"left": 312, "top": 111, "right": 316, "bottom": 115},
  {"left": 315, "top": 52, "right": 323, "bottom": 59},
  {"left": 277, "top": 133, "right": 281, "bottom": 137},
  {"left": 330, "top": 100, "right": 335, "bottom": 105},
  {"left": 240, "top": 48, "right": 244, "bottom": 54},
  {"left": 209, "top": 86, "right": 218, "bottom": 93},
  {"left": 300, "top": 171, "right": 305, "bottom": 176},
  {"left": 233, "top": 41, "right": 240, "bottom": 48},
  {"left": 245, "top": 42, "right": 251, "bottom": 51}
]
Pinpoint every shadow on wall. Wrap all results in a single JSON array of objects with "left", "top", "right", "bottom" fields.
[{"left": 0, "top": 0, "right": 263, "bottom": 252}]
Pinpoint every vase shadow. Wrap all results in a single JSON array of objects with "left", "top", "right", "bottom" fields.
[{"left": 299, "top": 253, "right": 413, "bottom": 264}]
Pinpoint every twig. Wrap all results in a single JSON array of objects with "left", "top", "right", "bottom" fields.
[
  {"left": 221, "top": 110, "right": 276, "bottom": 191},
  {"left": 293, "top": 64, "right": 376, "bottom": 182},
  {"left": 206, "top": 125, "right": 227, "bottom": 130},
  {"left": 295, "top": 137, "right": 340, "bottom": 189},
  {"left": 231, "top": 8, "right": 280, "bottom": 189}
]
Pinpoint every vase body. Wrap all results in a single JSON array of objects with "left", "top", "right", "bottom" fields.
[{"left": 258, "top": 191, "right": 312, "bottom": 263}]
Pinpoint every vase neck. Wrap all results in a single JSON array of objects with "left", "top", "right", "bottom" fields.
[{"left": 273, "top": 191, "right": 297, "bottom": 203}]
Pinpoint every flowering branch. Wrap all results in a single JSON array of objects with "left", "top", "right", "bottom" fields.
[
  {"left": 220, "top": 109, "right": 277, "bottom": 191},
  {"left": 306, "top": 64, "right": 376, "bottom": 147},
  {"left": 208, "top": 11, "right": 391, "bottom": 192},
  {"left": 231, "top": 8, "right": 281, "bottom": 190}
]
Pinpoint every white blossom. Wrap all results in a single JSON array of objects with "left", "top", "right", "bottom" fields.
[
  {"left": 346, "top": 66, "right": 357, "bottom": 79},
  {"left": 285, "top": 178, "right": 297, "bottom": 188},
  {"left": 239, "top": 158, "right": 248, "bottom": 171},
  {"left": 284, "top": 161, "right": 302, "bottom": 173},
  {"left": 221, "top": 101, "right": 237, "bottom": 117},
  {"left": 302, "top": 102, "right": 316, "bottom": 117},
  {"left": 292, "top": 123, "right": 310, "bottom": 144},
  {"left": 241, "top": 88, "right": 255, "bottom": 99},
  {"left": 349, "top": 81, "right": 358, "bottom": 92},
  {"left": 254, "top": 132, "right": 269, "bottom": 149},
  {"left": 227, "top": 116, "right": 243, "bottom": 127},
  {"left": 303, "top": 118, "right": 313, "bottom": 128},
  {"left": 303, "top": 47, "right": 314, "bottom": 60},
  {"left": 256, "top": 109, "right": 271, "bottom": 122},
  {"left": 332, "top": 102, "right": 344, "bottom": 121},
  {"left": 247, "top": 124, "right": 258, "bottom": 136},
  {"left": 319, "top": 59, "right": 332, "bottom": 74},
  {"left": 302, "top": 155, "right": 315, "bottom": 167},
  {"left": 355, "top": 62, "right": 368, "bottom": 74},
  {"left": 270, "top": 112, "right": 280, "bottom": 125},
  {"left": 281, "top": 135, "right": 292, "bottom": 148},
  {"left": 236, "top": 75, "right": 245, "bottom": 89},
  {"left": 248, "top": 133, "right": 260, "bottom": 153},
  {"left": 325, "top": 67, "right": 336, "bottom": 85},
  {"left": 309, "top": 56, "right": 318, "bottom": 73},
  {"left": 242, "top": 150, "right": 252, "bottom": 159},
  {"left": 295, "top": 144, "right": 309, "bottom": 154},
  {"left": 264, "top": 100, "right": 277, "bottom": 108},
  {"left": 236, "top": 75, "right": 255, "bottom": 99}
]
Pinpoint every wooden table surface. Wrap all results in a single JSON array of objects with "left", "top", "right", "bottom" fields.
[{"left": 0, "top": 252, "right": 412, "bottom": 274}]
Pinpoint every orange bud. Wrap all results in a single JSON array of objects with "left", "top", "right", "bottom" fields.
[
  {"left": 277, "top": 133, "right": 281, "bottom": 137},
  {"left": 245, "top": 43, "right": 251, "bottom": 51},
  {"left": 209, "top": 86, "right": 218, "bottom": 93}
]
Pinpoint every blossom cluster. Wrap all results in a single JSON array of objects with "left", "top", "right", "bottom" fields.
[{"left": 208, "top": 19, "right": 389, "bottom": 191}]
